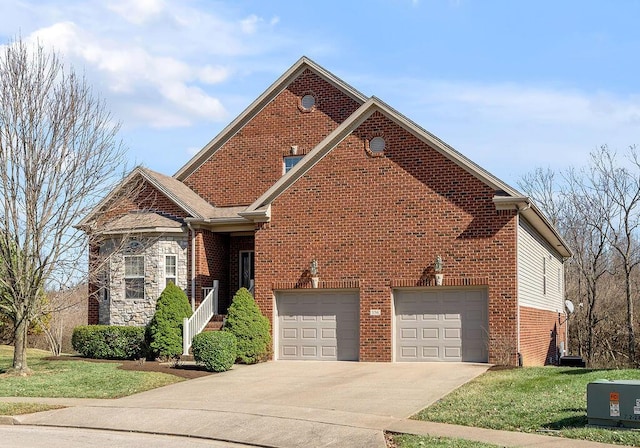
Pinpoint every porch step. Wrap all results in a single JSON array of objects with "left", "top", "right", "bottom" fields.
[{"left": 203, "top": 321, "right": 223, "bottom": 331}]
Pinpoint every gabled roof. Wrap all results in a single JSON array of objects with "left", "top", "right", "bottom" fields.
[
  {"left": 77, "top": 166, "right": 225, "bottom": 231},
  {"left": 174, "top": 56, "right": 368, "bottom": 181},
  {"left": 241, "top": 96, "right": 572, "bottom": 258}
]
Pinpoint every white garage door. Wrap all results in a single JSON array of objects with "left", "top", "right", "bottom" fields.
[
  {"left": 395, "top": 289, "right": 488, "bottom": 362},
  {"left": 277, "top": 291, "right": 359, "bottom": 361}
]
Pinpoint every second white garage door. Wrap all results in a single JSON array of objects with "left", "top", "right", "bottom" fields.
[
  {"left": 395, "top": 288, "right": 488, "bottom": 362},
  {"left": 276, "top": 291, "right": 359, "bottom": 361}
]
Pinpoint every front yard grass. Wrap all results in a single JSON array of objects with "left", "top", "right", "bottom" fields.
[
  {"left": 412, "top": 366, "right": 640, "bottom": 446},
  {"left": 0, "top": 402, "right": 64, "bottom": 415},
  {"left": 392, "top": 434, "right": 500, "bottom": 448},
  {"left": 0, "top": 345, "right": 182, "bottom": 400}
]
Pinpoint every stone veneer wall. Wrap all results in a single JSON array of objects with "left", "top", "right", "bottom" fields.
[{"left": 99, "top": 234, "right": 188, "bottom": 326}]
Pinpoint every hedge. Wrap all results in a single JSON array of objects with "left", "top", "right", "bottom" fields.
[
  {"left": 191, "top": 331, "right": 237, "bottom": 372},
  {"left": 224, "top": 288, "right": 271, "bottom": 364},
  {"left": 71, "top": 325, "right": 146, "bottom": 359},
  {"left": 146, "top": 282, "right": 192, "bottom": 360}
]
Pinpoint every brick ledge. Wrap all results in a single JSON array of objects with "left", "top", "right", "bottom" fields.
[
  {"left": 272, "top": 280, "right": 360, "bottom": 290},
  {"left": 390, "top": 277, "right": 488, "bottom": 287}
]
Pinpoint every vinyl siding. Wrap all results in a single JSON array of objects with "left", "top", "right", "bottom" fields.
[{"left": 517, "top": 218, "right": 564, "bottom": 311}]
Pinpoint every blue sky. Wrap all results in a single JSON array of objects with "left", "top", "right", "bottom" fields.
[{"left": 1, "top": 0, "right": 639, "bottom": 186}]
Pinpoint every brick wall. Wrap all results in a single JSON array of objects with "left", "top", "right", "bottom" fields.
[
  {"left": 228, "top": 236, "right": 255, "bottom": 310},
  {"left": 519, "top": 305, "right": 566, "bottom": 366},
  {"left": 254, "top": 111, "right": 519, "bottom": 362},
  {"left": 87, "top": 242, "right": 100, "bottom": 325},
  {"left": 183, "top": 69, "right": 362, "bottom": 207},
  {"left": 193, "top": 229, "right": 229, "bottom": 311}
]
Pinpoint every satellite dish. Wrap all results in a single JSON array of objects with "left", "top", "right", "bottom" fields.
[{"left": 565, "top": 300, "right": 575, "bottom": 314}]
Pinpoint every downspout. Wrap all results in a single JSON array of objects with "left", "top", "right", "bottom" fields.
[
  {"left": 187, "top": 222, "right": 196, "bottom": 312},
  {"left": 514, "top": 200, "right": 530, "bottom": 366}
]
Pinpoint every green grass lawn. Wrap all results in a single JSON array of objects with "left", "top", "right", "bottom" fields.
[
  {"left": 0, "top": 345, "right": 182, "bottom": 401},
  {"left": 411, "top": 366, "right": 640, "bottom": 446},
  {"left": 392, "top": 434, "right": 500, "bottom": 448},
  {"left": 0, "top": 402, "right": 64, "bottom": 415}
]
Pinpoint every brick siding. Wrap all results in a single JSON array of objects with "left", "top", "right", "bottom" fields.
[
  {"left": 254, "top": 111, "right": 519, "bottom": 362},
  {"left": 519, "top": 305, "right": 567, "bottom": 366},
  {"left": 183, "top": 69, "right": 362, "bottom": 207}
]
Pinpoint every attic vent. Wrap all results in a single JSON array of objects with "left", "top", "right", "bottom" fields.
[
  {"left": 301, "top": 94, "right": 316, "bottom": 110},
  {"left": 369, "top": 136, "right": 386, "bottom": 153}
]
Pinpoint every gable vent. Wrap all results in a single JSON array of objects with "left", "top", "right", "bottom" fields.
[
  {"left": 301, "top": 94, "right": 316, "bottom": 110},
  {"left": 369, "top": 136, "right": 386, "bottom": 153}
]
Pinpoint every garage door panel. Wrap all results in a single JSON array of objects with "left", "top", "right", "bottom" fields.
[
  {"left": 277, "top": 291, "right": 359, "bottom": 361},
  {"left": 422, "top": 328, "right": 438, "bottom": 339},
  {"left": 444, "top": 328, "right": 461, "bottom": 339},
  {"left": 401, "top": 328, "right": 418, "bottom": 339},
  {"left": 395, "top": 289, "right": 488, "bottom": 362},
  {"left": 401, "top": 346, "right": 418, "bottom": 358}
]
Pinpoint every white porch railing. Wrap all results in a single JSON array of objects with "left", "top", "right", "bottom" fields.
[{"left": 183, "top": 280, "right": 219, "bottom": 355}]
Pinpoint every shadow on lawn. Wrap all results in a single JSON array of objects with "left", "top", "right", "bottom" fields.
[
  {"left": 557, "top": 368, "right": 598, "bottom": 375},
  {"left": 545, "top": 411, "right": 588, "bottom": 430}
]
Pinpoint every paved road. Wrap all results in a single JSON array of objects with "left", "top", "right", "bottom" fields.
[{"left": 0, "top": 425, "right": 251, "bottom": 448}]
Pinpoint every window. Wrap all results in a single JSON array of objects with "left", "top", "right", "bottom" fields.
[
  {"left": 165, "top": 255, "right": 177, "bottom": 287},
  {"left": 239, "top": 251, "right": 255, "bottom": 290},
  {"left": 283, "top": 155, "right": 303, "bottom": 174},
  {"left": 124, "top": 255, "right": 144, "bottom": 299}
]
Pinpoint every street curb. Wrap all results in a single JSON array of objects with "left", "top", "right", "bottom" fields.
[{"left": 0, "top": 415, "right": 18, "bottom": 425}]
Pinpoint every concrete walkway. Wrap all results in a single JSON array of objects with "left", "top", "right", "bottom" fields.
[{"left": 0, "top": 361, "right": 634, "bottom": 447}]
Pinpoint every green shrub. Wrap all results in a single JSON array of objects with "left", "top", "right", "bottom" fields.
[
  {"left": 223, "top": 288, "right": 271, "bottom": 364},
  {"left": 191, "top": 331, "right": 237, "bottom": 372},
  {"left": 71, "top": 325, "right": 146, "bottom": 359},
  {"left": 146, "top": 282, "right": 193, "bottom": 360}
]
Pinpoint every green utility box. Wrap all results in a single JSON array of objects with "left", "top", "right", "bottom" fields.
[{"left": 587, "top": 380, "right": 640, "bottom": 428}]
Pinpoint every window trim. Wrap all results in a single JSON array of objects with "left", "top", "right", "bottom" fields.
[
  {"left": 165, "top": 254, "right": 177, "bottom": 287},
  {"left": 124, "top": 255, "right": 145, "bottom": 300},
  {"left": 239, "top": 250, "right": 255, "bottom": 290},
  {"left": 283, "top": 155, "right": 304, "bottom": 175}
]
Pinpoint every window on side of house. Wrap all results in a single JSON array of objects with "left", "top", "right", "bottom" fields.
[
  {"left": 283, "top": 155, "right": 303, "bottom": 174},
  {"left": 124, "top": 255, "right": 145, "bottom": 300},
  {"left": 239, "top": 250, "right": 255, "bottom": 290},
  {"left": 165, "top": 255, "right": 177, "bottom": 287}
]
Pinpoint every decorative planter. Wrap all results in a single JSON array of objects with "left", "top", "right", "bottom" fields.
[
  {"left": 311, "top": 276, "right": 319, "bottom": 288},
  {"left": 435, "top": 273, "right": 444, "bottom": 286}
]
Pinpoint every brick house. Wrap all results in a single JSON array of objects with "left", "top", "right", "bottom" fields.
[{"left": 79, "top": 57, "right": 571, "bottom": 366}]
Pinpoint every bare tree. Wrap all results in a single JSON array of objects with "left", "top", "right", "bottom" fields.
[
  {"left": 0, "top": 38, "right": 126, "bottom": 375},
  {"left": 592, "top": 146, "right": 640, "bottom": 366}
]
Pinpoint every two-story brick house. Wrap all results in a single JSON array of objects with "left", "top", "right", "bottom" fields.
[{"left": 78, "top": 57, "right": 571, "bottom": 365}]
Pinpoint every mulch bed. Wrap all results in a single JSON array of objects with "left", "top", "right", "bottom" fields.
[{"left": 44, "top": 356, "right": 213, "bottom": 379}]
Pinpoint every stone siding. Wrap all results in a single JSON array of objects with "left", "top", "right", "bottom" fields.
[{"left": 99, "top": 234, "right": 188, "bottom": 326}]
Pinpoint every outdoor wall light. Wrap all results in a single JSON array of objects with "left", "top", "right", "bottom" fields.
[
  {"left": 434, "top": 255, "right": 444, "bottom": 286},
  {"left": 310, "top": 259, "right": 319, "bottom": 288}
]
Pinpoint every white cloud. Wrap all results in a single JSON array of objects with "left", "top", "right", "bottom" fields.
[
  {"left": 107, "top": 0, "right": 165, "bottom": 25},
  {"left": 2, "top": 1, "right": 293, "bottom": 129},
  {"left": 240, "top": 14, "right": 262, "bottom": 34}
]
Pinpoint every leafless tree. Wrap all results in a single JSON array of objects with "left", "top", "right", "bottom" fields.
[
  {"left": 520, "top": 146, "right": 640, "bottom": 367},
  {"left": 591, "top": 146, "right": 640, "bottom": 365},
  {"left": 0, "top": 37, "right": 126, "bottom": 375}
]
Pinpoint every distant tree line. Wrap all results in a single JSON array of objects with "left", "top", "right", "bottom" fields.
[{"left": 519, "top": 145, "right": 640, "bottom": 367}]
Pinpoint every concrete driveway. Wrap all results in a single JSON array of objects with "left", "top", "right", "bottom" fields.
[
  {"left": 16, "top": 361, "right": 489, "bottom": 447},
  {"left": 120, "top": 360, "right": 489, "bottom": 418}
]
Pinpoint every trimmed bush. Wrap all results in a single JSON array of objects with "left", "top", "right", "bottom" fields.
[
  {"left": 71, "top": 325, "right": 146, "bottom": 359},
  {"left": 191, "top": 331, "right": 237, "bottom": 372},
  {"left": 147, "top": 282, "right": 192, "bottom": 360},
  {"left": 224, "top": 288, "right": 271, "bottom": 364}
]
